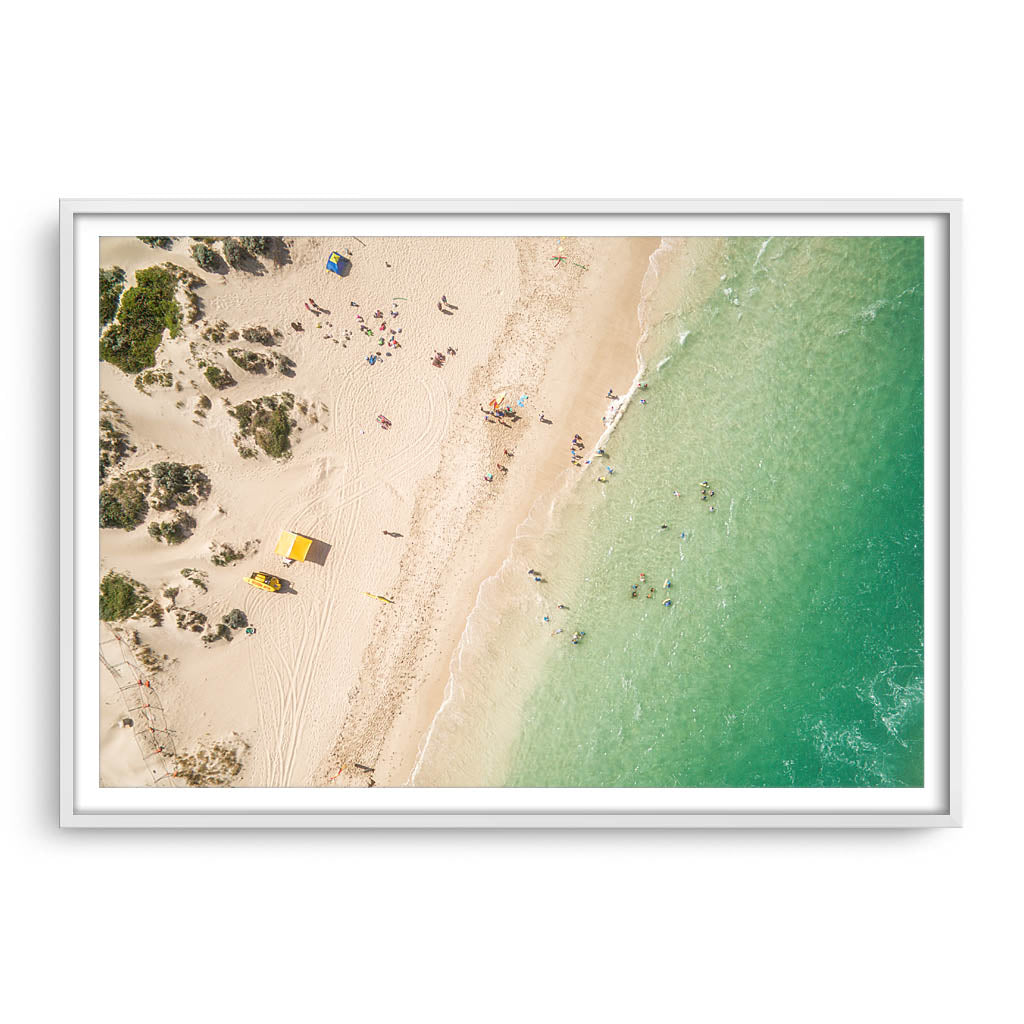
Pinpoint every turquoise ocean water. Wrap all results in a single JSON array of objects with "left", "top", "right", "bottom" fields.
[{"left": 415, "top": 236, "right": 924, "bottom": 788}]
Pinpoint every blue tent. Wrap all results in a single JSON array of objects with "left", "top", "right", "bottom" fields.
[{"left": 326, "top": 251, "right": 350, "bottom": 275}]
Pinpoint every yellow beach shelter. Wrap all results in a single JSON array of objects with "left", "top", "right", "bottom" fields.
[{"left": 275, "top": 530, "right": 313, "bottom": 563}]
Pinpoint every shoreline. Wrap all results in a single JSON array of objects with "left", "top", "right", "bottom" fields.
[
  {"left": 322, "top": 236, "right": 659, "bottom": 787},
  {"left": 402, "top": 237, "right": 730, "bottom": 787}
]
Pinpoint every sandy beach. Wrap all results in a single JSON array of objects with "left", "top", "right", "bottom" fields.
[{"left": 98, "top": 233, "right": 658, "bottom": 787}]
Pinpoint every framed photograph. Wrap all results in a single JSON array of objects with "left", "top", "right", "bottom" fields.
[{"left": 60, "top": 199, "right": 959, "bottom": 827}]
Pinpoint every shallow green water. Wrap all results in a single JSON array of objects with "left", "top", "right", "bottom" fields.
[{"left": 502, "top": 236, "right": 925, "bottom": 787}]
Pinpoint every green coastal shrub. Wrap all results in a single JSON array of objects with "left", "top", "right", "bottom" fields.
[
  {"left": 223, "top": 608, "right": 248, "bottom": 629},
  {"left": 241, "top": 325, "right": 275, "bottom": 346},
  {"left": 100, "top": 265, "right": 181, "bottom": 374},
  {"left": 203, "top": 365, "right": 235, "bottom": 390},
  {"left": 99, "top": 571, "right": 146, "bottom": 621},
  {"left": 134, "top": 368, "right": 174, "bottom": 394},
  {"left": 147, "top": 510, "right": 196, "bottom": 545},
  {"left": 99, "top": 470, "right": 150, "bottom": 529},
  {"left": 150, "top": 461, "right": 209, "bottom": 510},
  {"left": 138, "top": 236, "right": 173, "bottom": 249},
  {"left": 240, "top": 236, "right": 271, "bottom": 256},
  {"left": 99, "top": 415, "right": 133, "bottom": 483},
  {"left": 222, "top": 238, "right": 246, "bottom": 267},
  {"left": 191, "top": 242, "right": 218, "bottom": 270},
  {"left": 228, "top": 348, "right": 268, "bottom": 373},
  {"left": 201, "top": 319, "right": 229, "bottom": 344},
  {"left": 181, "top": 567, "right": 209, "bottom": 592},
  {"left": 229, "top": 393, "right": 294, "bottom": 458},
  {"left": 99, "top": 267, "right": 126, "bottom": 328}
]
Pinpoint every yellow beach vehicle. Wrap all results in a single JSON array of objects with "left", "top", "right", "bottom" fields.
[
  {"left": 246, "top": 571, "right": 281, "bottom": 593},
  {"left": 275, "top": 530, "right": 313, "bottom": 566}
]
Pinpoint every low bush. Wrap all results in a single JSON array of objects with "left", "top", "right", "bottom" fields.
[
  {"left": 222, "top": 238, "right": 246, "bottom": 267},
  {"left": 201, "top": 320, "right": 229, "bottom": 344},
  {"left": 99, "top": 415, "right": 134, "bottom": 483},
  {"left": 223, "top": 608, "right": 248, "bottom": 629},
  {"left": 241, "top": 325, "right": 275, "bottom": 347},
  {"left": 150, "top": 461, "right": 209, "bottom": 511},
  {"left": 180, "top": 567, "right": 209, "bottom": 591},
  {"left": 137, "top": 236, "right": 173, "bottom": 249},
  {"left": 228, "top": 348, "right": 268, "bottom": 373},
  {"left": 147, "top": 510, "right": 196, "bottom": 545},
  {"left": 210, "top": 541, "right": 251, "bottom": 566},
  {"left": 203, "top": 365, "right": 235, "bottom": 390},
  {"left": 240, "top": 236, "right": 271, "bottom": 256},
  {"left": 229, "top": 393, "right": 294, "bottom": 459},
  {"left": 175, "top": 609, "right": 207, "bottom": 632},
  {"left": 191, "top": 242, "right": 218, "bottom": 270},
  {"left": 99, "top": 571, "right": 146, "bottom": 621},
  {"left": 99, "top": 266, "right": 126, "bottom": 327},
  {"left": 100, "top": 265, "right": 181, "bottom": 374},
  {"left": 134, "top": 368, "right": 174, "bottom": 394},
  {"left": 202, "top": 622, "right": 233, "bottom": 644},
  {"left": 174, "top": 740, "right": 246, "bottom": 786},
  {"left": 99, "top": 470, "right": 150, "bottom": 529}
]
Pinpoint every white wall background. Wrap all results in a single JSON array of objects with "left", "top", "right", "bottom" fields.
[{"left": 2, "top": 2, "right": 1018, "bottom": 1020}]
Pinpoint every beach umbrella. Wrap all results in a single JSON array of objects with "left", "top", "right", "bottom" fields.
[{"left": 517, "top": 393, "right": 528, "bottom": 407}]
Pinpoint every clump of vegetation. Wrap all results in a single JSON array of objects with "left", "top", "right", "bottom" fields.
[
  {"left": 202, "top": 622, "right": 233, "bottom": 644},
  {"left": 181, "top": 567, "right": 208, "bottom": 592},
  {"left": 240, "top": 236, "right": 272, "bottom": 256},
  {"left": 99, "top": 400, "right": 134, "bottom": 482},
  {"left": 150, "top": 461, "right": 209, "bottom": 510},
  {"left": 134, "top": 368, "right": 174, "bottom": 394},
  {"left": 137, "top": 236, "right": 173, "bottom": 249},
  {"left": 194, "top": 394, "right": 212, "bottom": 419},
  {"left": 203, "top": 365, "right": 235, "bottom": 390},
  {"left": 175, "top": 608, "right": 207, "bottom": 632},
  {"left": 201, "top": 319, "right": 229, "bottom": 344},
  {"left": 209, "top": 539, "right": 255, "bottom": 566},
  {"left": 221, "top": 238, "right": 247, "bottom": 267},
  {"left": 190, "top": 242, "right": 218, "bottom": 270},
  {"left": 147, "top": 510, "right": 196, "bottom": 545},
  {"left": 174, "top": 739, "right": 247, "bottom": 786},
  {"left": 228, "top": 347, "right": 269, "bottom": 373},
  {"left": 100, "top": 266, "right": 181, "bottom": 373},
  {"left": 162, "top": 585, "right": 179, "bottom": 604},
  {"left": 223, "top": 608, "right": 248, "bottom": 630},
  {"left": 99, "top": 469, "right": 150, "bottom": 529},
  {"left": 241, "top": 325, "right": 277, "bottom": 347},
  {"left": 229, "top": 393, "right": 295, "bottom": 459},
  {"left": 99, "top": 571, "right": 147, "bottom": 621},
  {"left": 99, "top": 266, "right": 127, "bottom": 327}
]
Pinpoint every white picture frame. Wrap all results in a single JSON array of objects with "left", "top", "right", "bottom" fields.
[{"left": 61, "top": 199, "right": 960, "bottom": 828}]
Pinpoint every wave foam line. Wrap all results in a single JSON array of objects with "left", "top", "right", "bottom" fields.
[{"left": 409, "top": 238, "right": 671, "bottom": 784}]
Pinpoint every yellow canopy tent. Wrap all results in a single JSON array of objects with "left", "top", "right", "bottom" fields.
[{"left": 275, "top": 531, "right": 313, "bottom": 562}]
